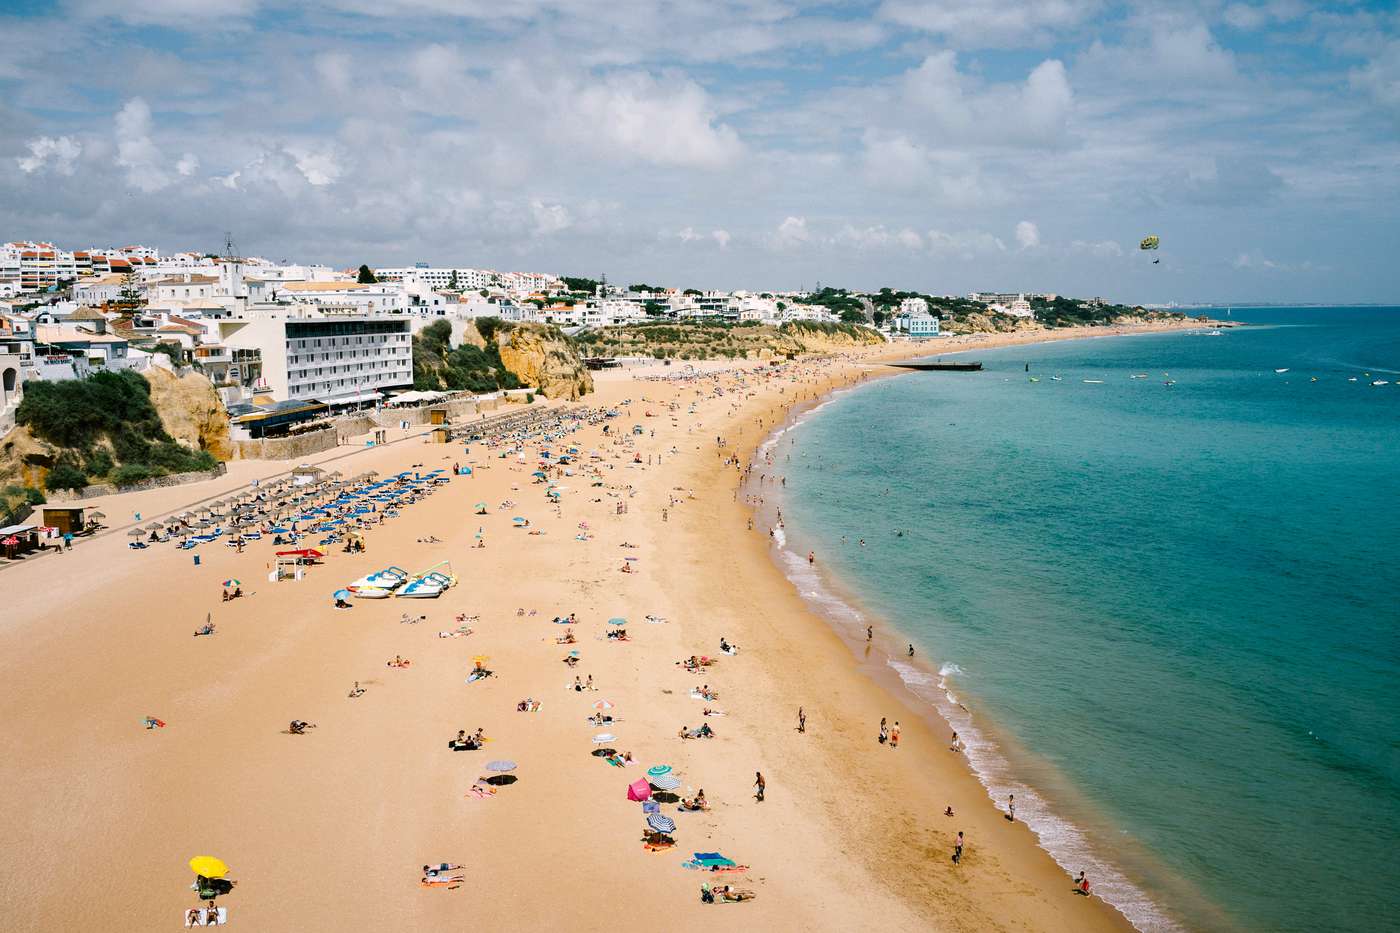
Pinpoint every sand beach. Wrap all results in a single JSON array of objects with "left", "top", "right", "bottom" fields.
[{"left": 0, "top": 324, "right": 1198, "bottom": 932}]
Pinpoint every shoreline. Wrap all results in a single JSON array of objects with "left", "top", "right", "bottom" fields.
[
  {"left": 746, "top": 349, "right": 1187, "bottom": 931},
  {"left": 0, "top": 320, "right": 1200, "bottom": 932}
]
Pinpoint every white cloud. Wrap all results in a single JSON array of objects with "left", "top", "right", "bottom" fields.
[
  {"left": 1222, "top": 1, "right": 1305, "bottom": 31},
  {"left": 771, "top": 216, "right": 811, "bottom": 250},
  {"left": 563, "top": 71, "right": 742, "bottom": 169},
  {"left": 16, "top": 135, "right": 81, "bottom": 175},
  {"left": 1350, "top": 40, "right": 1400, "bottom": 116},
  {"left": 1016, "top": 220, "right": 1041, "bottom": 249},
  {"left": 879, "top": 0, "right": 1098, "bottom": 47},
  {"left": 925, "top": 229, "right": 1007, "bottom": 260},
  {"left": 176, "top": 153, "right": 200, "bottom": 176},
  {"left": 1071, "top": 239, "right": 1123, "bottom": 258},
  {"left": 530, "top": 200, "right": 573, "bottom": 235},
  {"left": 834, "top": 224, "right": 925, "bottom": 251},
  {"left": 898, "top": 52, "right": 1074, "bottom": 145},
  {"left": 69, "top": 0, "right": 260, "bottom": 27},
  {"left": 114, "top": 97, "right": 172, "bottom": 192},
  {"left": 712, "top": 229, "right": 731, "bottom": 249},
  {"left": 288, "top": 148, "right": 343, "bottom": 186}
]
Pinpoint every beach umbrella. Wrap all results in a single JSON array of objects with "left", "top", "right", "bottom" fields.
[
  {"left": 646, "top": 764, "right": 672, "bottom": 777},
  {"left": 222, "top": 579, "right": 241, "bottom": 588},
  {"left": 188, "top": 855, "right": 228, "bottom": 878},
  {"left": 89, "top": 511, "right": 106, "bottom": 520},
  {"left": 333, "top": 589, "right": 351, "bottom": 601},
  {"left": 2, "top": 536, "right": 18, "bottom": 547},
  {"left": 127, "top": 528, "right": 145, "bottom": 537},
  {"left": 512, "top": 517, "right": 527, "bottom": 525},
  {"left": 646, "top": 813, "right": 676, "bottom": 834},
  {"left": 143, "top": 523, "right": 163, "bottom": 531},
  {"left": 592, "top": 733, "right": 616, "bottom": 744},
  {"left": 593, "top": 699, "right": 615, "bottom": 711},
  {"left": 608, "top": 617, "right": 627, "bottom": 626},
  {"left": 651, "top": 774, "right": 681, "bottom": 791},
  {"left": 484, "top": 760, "right": 516, "bottom": 772}
]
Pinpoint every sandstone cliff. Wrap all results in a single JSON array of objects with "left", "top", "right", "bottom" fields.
[
  {"left": 575, "top": 321, "right": 884, "bottom": 361},
  {"left": 144, "top": 366, "right": 233, "bottom": 460},
  {"left": 497, "top": 324, "right": 594, "bottom": 400}
]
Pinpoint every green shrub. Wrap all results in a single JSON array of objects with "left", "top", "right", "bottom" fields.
[
  {"left": 112, "top": 464, "right": 156, "bottom": 486},
  {"left": 84, "top": 449, "right": 115, "bottom": 477},
  {"left": 45, "top": 462, "right": 88, "bottom": 492}
]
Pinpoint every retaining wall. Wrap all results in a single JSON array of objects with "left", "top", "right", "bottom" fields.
[{"left": 49, "top": 463, "right": 229, "bottom": 501}]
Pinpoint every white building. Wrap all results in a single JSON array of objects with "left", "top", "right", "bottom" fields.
[
  {"left": 894, "top": 312, "right": 941, "bottom": 338},
  {"left": 898, "top": 297, "right": 929, "bottom": 316},
  {"left": 215, "top": 308, "right": 413, "bottom": 405}
]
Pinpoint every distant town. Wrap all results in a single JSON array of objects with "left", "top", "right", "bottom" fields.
[{"left": 0, "top": 238, "right": 1158, "bottom": 442}]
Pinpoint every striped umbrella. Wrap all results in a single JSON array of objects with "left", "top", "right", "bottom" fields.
[
  {"left": 645, "top": 813, "right": 676, "bottom": 834},
  {"left": 651, "top": 774, "right": 681, "bottom": 791},
  {"left": 646, "top": 765, "right": 672, "bottom": 777},
  {"left": 484, "top": 760, "right": 516, "bottom": 772},
  {"left": 593, "top": 699, "right": 614, "bottom": 711},
  {"left": 592, "top": 733, "right": 615, "bottom": 744}
]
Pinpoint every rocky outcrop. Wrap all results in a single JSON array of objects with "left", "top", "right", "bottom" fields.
[
  {"left": 144, "top": 366, "right": 234, "bottom": 460},
  {"left": 576, "top": 322, "right": 883, "bottom": 362},
  {"left": 497, "top": 324, "right": 594, "bottom": 400}
]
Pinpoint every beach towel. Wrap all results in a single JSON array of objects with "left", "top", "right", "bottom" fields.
[{"left": 183, "top": 907, "right": 227, "bottom": 926}]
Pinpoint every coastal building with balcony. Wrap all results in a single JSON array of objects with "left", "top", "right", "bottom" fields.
[{"left": 215, "top": 309, "right": 412, "bottom": 406}]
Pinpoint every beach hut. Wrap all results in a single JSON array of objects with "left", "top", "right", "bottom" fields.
[{"left": 40, "top": 506, "right": 87, "bottom": 536}]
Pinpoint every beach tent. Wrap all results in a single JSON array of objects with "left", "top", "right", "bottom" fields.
[{"left": 627, "top": 778, "right": 652, "bottom": 802}]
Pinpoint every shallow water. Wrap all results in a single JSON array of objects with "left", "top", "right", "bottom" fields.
[{"left": 771, "top": 309, "right": 1400, "bottom": 932}]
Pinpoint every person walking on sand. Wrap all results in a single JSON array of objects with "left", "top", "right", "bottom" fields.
[
  {"left": 866, "top": 625, "right": 873, "bottom": 642},
  {"left": 807, "top": 550, "right": 814, "bottom": 565},
  {"left": 797, "top": 707, "right": 806, "bottom": 733},
  {"left": 1007, "top": 794, "right": 1016, "bottom": 822},
  {"left": 754, "top": 771, "right": 765, "bottom": 802},
  {"left": 907, "top": 644, "right": 914, "bottom": 657},
  {"left": 890, "top": 721, "right": 900, "bottom": 748},
  {"left": 953, "top": 831, "right": 964, "bottom": 865}
]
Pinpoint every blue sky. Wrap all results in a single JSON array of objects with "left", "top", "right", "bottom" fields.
[{"left": 1, "top": 0, "right": 1397, "bottom": 303}]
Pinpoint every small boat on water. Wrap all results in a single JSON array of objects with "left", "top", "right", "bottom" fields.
[
  {"left": 348, "top": 565, "right": 410, "bottom": 598},
  {"left": 1275, "top": 368, "right": 1290, "bottom": 374},
  {"left": 1373, "top": 380, "right": 1390, "bottom": 386},
  {"left": 1083, "top": 379, "right": 1104, "bottom": 384},
  {"left": 1131, "top": 373, "right": 1148, "bottom": 379},
  {"left": 1028, "top": 376, "right": 1040, "bottom": 383},
  {"left": 1051, "top": 375, "right": 1063, "bottom": 382}
]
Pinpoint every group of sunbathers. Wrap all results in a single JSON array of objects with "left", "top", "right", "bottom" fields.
[
  {"left": 421, "top": 862, "right": 464, "bottom": 887},
  {"left": 450, "top": 728, "right": 485, "bottom": 750},
  {"left": 571, "top": 675, "right": 594, "bottom": 692},
  {"left": 693, "top": 685, "right": 719, "bottom": 701},
  {"left": 679, "top": 655, "right": 712, "bottom": 671},
  {"left": 679, "top": 723, "right": 716, "bottom": 740},
  {"left": 679, "top": 789, "right": 708, "bottom": 811},
  {"left": 516, "top": 698, "right": 541, "bottom": 712},
  {"left": 220, "top": 587, "right": 243, "bottom": 602},
  {"left": 606, "top": 629, "right": 628, "bottom": 641},
  {"left": 288, "top": 720, "right": 316, "bottom": 734},
  {"left": 700, "top": 883, "right": 754, "bottom": 903},
  {"left": 387, "top": 656, "right": 411, "bottom": 668},
  {"left": 556, "top": 628, "right": 576, "bottom": 644}
]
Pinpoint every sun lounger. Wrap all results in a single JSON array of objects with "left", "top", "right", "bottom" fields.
[{"left": 183, "top": 906, "right": 227, "bottom": 926}]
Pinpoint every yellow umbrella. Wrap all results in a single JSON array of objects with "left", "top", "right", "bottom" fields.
[
  {"left": 472, "top": 656, "right": 490, "bottom": 663},
  {"left": 189, "top": 856, "right": 228, "bottom": 878}
]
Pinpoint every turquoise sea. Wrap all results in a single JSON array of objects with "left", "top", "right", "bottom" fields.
[{"left": 767, "top": 308, "right": 1400, "bottom": 932}]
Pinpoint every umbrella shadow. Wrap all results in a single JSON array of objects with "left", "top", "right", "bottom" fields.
[
  {"left": 590, "top": 748, "right": 617, "bottom": 757},
  {"left": 481, "top": 774, "right": 517, "bottom": 787},
  {"left": 650, "top": 791, "right": 680, "bottom": 803}
]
